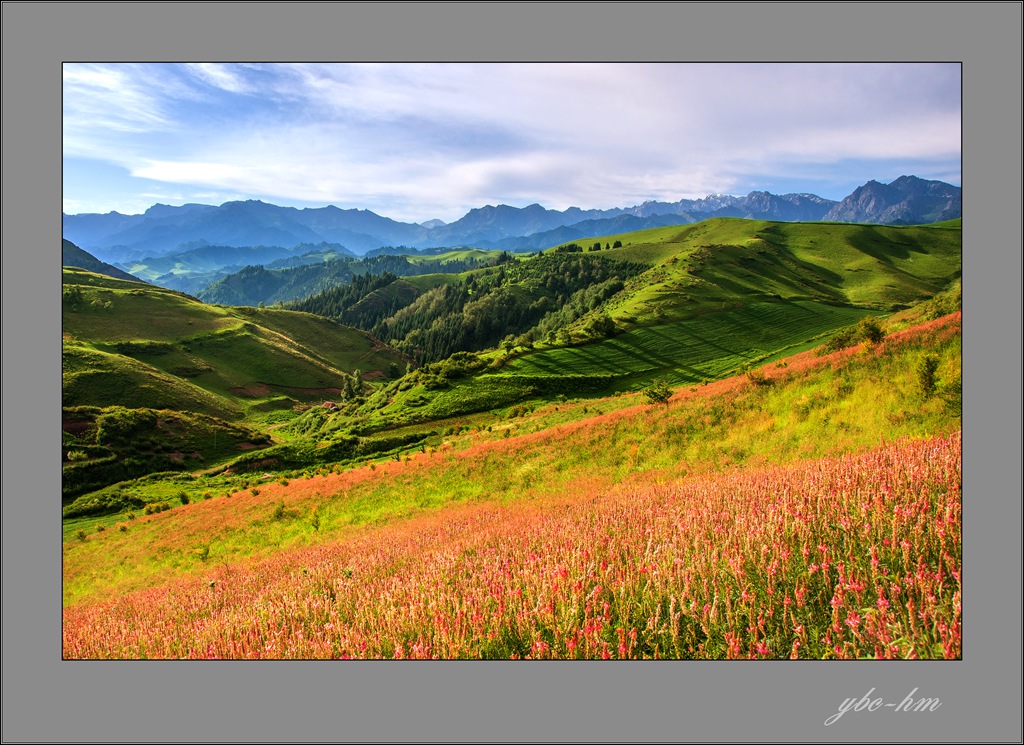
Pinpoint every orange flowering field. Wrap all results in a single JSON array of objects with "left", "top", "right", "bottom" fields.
[{"left": 64, "top": 430, "right": 960, "bottom": 660}]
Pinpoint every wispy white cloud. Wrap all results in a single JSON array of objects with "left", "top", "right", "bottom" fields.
[
  {"left": 62, "top": 64, "right": 169, "bottom": 136},
  {"left": 185, "top": 63, "right": 258, "bottom": 95},
  {"left": 63, "top": 62, "right": 961, "bottom": 221}
]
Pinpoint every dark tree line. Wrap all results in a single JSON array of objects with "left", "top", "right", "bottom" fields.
[
  {"left": 288, "top": 271, "right": 401, "bottom": 320},
  {"left": 202, "top": 253, "right": 505, "bottom": 307},
  {"left": 371, "top": 254, "right": 644, "bottom": 364},
  {"left": 287, "top": 251, "right": 644, "bottom": 365}
]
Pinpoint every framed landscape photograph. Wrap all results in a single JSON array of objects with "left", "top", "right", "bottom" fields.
[
  {"left": 59, "top": 58, "right": 964, "bottom": 665},
  {"left": 4, "top": 3, "right": 1021, "bottom": 744}
]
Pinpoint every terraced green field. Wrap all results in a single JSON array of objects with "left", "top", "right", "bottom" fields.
[{"left": 504, "top": 300, "right": 879, "bottom": 388}]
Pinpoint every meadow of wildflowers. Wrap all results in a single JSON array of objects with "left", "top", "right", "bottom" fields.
[{"left": 63, "top": 430, "right": 960, "bottom": 659}]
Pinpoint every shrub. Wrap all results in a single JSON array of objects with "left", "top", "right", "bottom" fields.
[
  {"left": 643, "top": 379, "right": 673, "bottom": 405},
  {"left": 272, "top": 500, "right": 287, "bottom": 521},
  {"left": 857, "top": 316, "right": 886, "bottom": 345},
  {"left": 62, "top": 285, "right": 84, "bottom": 307},
  {"left": 818, "top": 326, "right": 858, "bottom": 355},
  {"left": 179, "top": 491, "right": 190, "bottom": 505},
  {"left": 917, "top": 354, "right": 940, "bottom": 398},
  {"left": 95, "top": 408, "right": 158, "bottom": 447},
  {"left": 743, "top": 364, "right": 772, "bottom": 388}
]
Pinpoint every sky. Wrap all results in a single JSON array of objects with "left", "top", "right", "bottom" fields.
[{"left": 62, "top": 62, "right": 961, "bottom": 224}]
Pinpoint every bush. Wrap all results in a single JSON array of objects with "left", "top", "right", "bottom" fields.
[
  {"left": 744, "top": 364, "right": 772, "bottom": 387},
  {"left": 95, "top": 408, "right": 158, "bottom": 447},
  {"left": 917, "top": 354, "right": 941, "bottom": 398},
  {"left": 856, "top": 316, "right": 886, "bottom": 345},
  {"left": 818, "top": 317, "right": 886, "bottom": 356},
  {"left": 643, "top": 379, "right": 673, "bottom": 405},
  {"left": 818, "top": 326, "right": 858, "bottom": 355}
]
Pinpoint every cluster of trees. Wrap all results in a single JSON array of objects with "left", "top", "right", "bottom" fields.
[
  {"left": 554, "top": 240, "right": 623, "bottom": 253},
  {"left": 365, "top": 254, "right": 644, "bottom": 363},
  {"left": 289, "top": 271, "right": 401, "bottom": 321},
  {"left": 530, "top": 276, "right": 625, "bottom": 343},
  {"left": 203, "top": 253, "right": 506, "bottom": 307}
]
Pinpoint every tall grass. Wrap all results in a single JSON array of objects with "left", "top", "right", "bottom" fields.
[{"left": 63, "top": 430, "right": 960, "bottom": 659}]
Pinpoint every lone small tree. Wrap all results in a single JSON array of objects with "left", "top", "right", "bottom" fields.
[
  {"left": 643, "top": 378, "right": 673, "bottom": 405},
  {"left": 917, "top": 354, "right": 940, "bottom": 398}
]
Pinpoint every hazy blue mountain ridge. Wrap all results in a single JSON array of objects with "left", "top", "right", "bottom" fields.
[{"left": 63, "top": 176, "right": 960, "bottom": 265}]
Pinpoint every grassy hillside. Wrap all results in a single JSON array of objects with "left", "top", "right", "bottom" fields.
[
  {"left": 60, "top": 217, "right": 961, "bottom": 659},
  {"left": 290, "top": 217, "right": 959, "bottom": 363},
  {"left": 61, "top": 217, "right": 960, "bottom": 490},
  {"left": 62, "top": 267, "right": 411, "bottom": 491},
  {"left": 589, "top": 218, "right": 961, "bottom": 327},
  {"left": 64, "top": 432, "right": 961, "bottom": 660},
  {"left": 63, "top": 267, "right": 408, "bottom": 409},
  {"left": 62, "top": 312, "right": 961, "bottom": 659},
  {"left": 503, "top": 300, "right": 875, "bottom": 386},
  {"left": 63, "top": 311, "right": 960, "bottom": 593},
  {"left": 252, "top": 217, "right": 961, "bottom": 432}
]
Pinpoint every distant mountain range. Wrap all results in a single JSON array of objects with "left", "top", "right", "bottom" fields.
[
  {"left": 821, "top": 175, "right": 962, "bottom": 224},
  {"left": 63, "top": 176, "right": 960, "bottom": 265}
]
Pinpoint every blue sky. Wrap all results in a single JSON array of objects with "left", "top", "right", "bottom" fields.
[{"left": 62, "top": 62, "right": 961, "bottom": 224}]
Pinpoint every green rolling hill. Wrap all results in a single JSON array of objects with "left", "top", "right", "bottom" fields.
[
  {"left": 63, "top": 267, "right": 409, "bottom": 412},
  {"left": 285, "top": 217, "right": 960, "bottom": 429},
  {"left": 61, "top": 216, "right": 961, "bottom": 501},
  {"left": 62, "top": 266, "right": 411, "bottom": 495}
]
